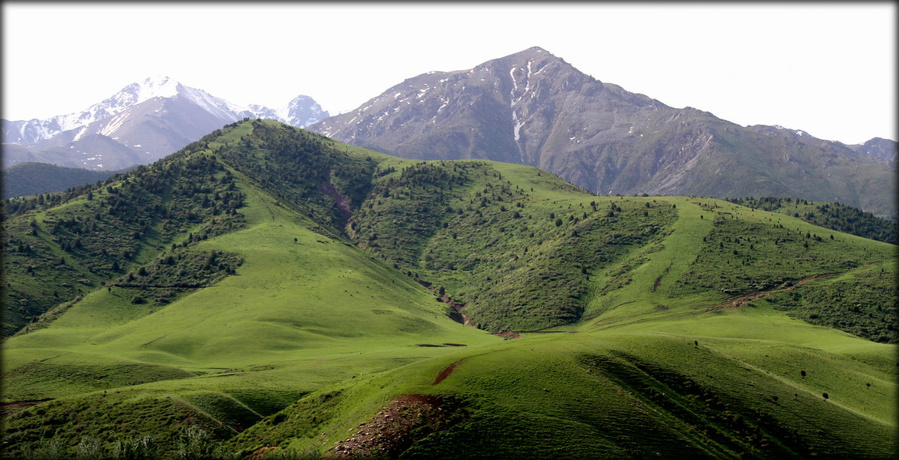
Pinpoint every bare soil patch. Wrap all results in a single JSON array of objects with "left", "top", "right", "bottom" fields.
[
  {"left": 1, "top": 398, "right": 54, "bottom": 417},
  {"left": 432, "top": 359, "right": 465, "bottom": 385},
  {"left": 330, "top": 394, "right": 467, "bottom": 458},
  {"left": 320, "top": 170, "right": 353, "bottom": 223},
  {"left": 652, "top": 263, "right": 673, "bottom": 292},
  {"left": 708, "top": 274, "right": 832, "bottom": 312}
]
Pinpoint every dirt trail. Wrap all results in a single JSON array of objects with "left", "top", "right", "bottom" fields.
[
  {"left": 0, "top": 398, "right": 53, "bottom": 417},
  {"left": 711, "top": 262, "right": 879, "bottom": 312},
  {"left": 0, "top": 398, "right": 53, "bottom": 408},
  {"left": 432, "top": 359, "right": 465, "bottom": 385},
  {"left": 652, "top": 263, "right": 673, "bottom": 292},
  {"left": 709, "top": 274, "right": 830, "bottom": 311}
]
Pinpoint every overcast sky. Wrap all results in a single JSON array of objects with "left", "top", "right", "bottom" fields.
[{"left": 2, "top": 3, "right": 895, "bottom": 144}]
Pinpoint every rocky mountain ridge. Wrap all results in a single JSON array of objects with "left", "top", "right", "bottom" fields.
[{"left": 309, "top": 47, "right": 896, "bottom": 218}]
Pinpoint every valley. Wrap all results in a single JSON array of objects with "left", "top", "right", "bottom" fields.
[{"left": 1, "top": 120, "right": 896, "bottom": 458}]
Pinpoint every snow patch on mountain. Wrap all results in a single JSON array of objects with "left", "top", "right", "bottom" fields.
[
  {"left": 99, "top": 112, "right": 131, "bottom": 137},
  {"left": 4, "top": 76, "right": 330, "bottom": 146},
  {"left": 134, "top": 75, "right": 180, "bottom": 103},
  {"left": 177, "top": 84, "right": 252, "bottom": 121}
]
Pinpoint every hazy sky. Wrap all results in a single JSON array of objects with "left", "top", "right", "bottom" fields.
[{"left": 2, "top": 3, "right": 895, "bottom": 144}]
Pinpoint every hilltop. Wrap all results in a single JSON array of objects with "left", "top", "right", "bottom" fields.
[{"left": 2, "top": 120, "right": 896, "bottom": 458}]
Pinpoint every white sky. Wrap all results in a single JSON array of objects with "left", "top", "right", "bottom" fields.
[{"left": 2, "top": 3, "right": 895, "bottom": 144}]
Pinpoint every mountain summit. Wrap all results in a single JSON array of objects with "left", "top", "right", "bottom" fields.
[
  {"left": 309, "top": 47, "right": 895, "bottom": 218},
  {"left": 1, "top": 77, "right": 329, "bottom": 170}
]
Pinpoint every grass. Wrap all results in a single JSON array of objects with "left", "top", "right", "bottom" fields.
[
  {"left": 232, "top": 323, "right": 896, "bottom": 458},
  {"left": 2, "top": 120, "right": 895, "bottom": 458}
]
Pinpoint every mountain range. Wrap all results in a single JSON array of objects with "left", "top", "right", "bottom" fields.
[
  {"left": 4, "top": 48, "right": 894, "bottom": 219},
  {"left": 1, "top": 76, "right": 328, "bottom": 170},
  {"left": 2, "top": 46, "right": 897, "bottom": 458},
  {"left": 2, "top": 119, "right": 895, "bottom": 458}
]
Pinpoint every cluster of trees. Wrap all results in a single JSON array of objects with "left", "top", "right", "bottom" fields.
[
  {"left": 350, "top": 161, "right": 474, "bottom": 265},
  {"left": 213, "top": 120, "right": 375, "bottom": 230},
  {"left": 678, "top": 216, "right": 868, "bottom": 297},
  {"left": 4, "top": 176, "right": 122, "bottom": 219},
  {"left": 349, "top": 159, "right": 678, "bottom": 332},
  {"left": 766, "top": 265, "right": 896, "bottom": 343},
  {"left": 2, "top": 139, "right": 248, "bottom": 337},
  {"left": 111, "top": 249, "right": 243, "bottom": 306},
  {"left": 461, "top": 199, "right": 674, "bottom": 332},
  {"left": 727, "top": 196, "right": 897, "bottom": 244}
]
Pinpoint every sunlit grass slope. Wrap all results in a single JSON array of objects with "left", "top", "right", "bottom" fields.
[
  {"left": 230, "top": 185, "right": 895, "bottom": 458},
  {"left": 2, "top": 120, "right": 895, "bottom": 458},
  {"left": 2, "top": 129, "right": 500, "bottom": 453},
  {"left": 233, "top": 325, "right": 895, "bottom": 459}
]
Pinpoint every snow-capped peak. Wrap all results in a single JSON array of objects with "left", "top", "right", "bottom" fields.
[
  {"left": 133, "top": 75, "right": 180, "bottom": 103},
  {"left": 3, "top": 77, "right": 329, "bottom": 146}
]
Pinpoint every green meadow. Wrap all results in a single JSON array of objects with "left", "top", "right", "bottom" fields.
[{"left": 2, "top": 120, "right": 895, "bottom": 458}]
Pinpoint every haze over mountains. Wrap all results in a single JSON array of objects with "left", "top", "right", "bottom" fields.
[
  {"left": 1, "top": 76, "right": 329, "bottom": 170},
  {"left": 2, "top": 47, "right": 895, "bottom": 217}
]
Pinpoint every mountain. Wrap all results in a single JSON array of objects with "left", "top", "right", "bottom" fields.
[
  {"left": 1, "top": 162, "right": 130, "bottom": 198},
  {"left": 309, "top": 46, "right": 896, "bottom": 218},
  {"left": 847, "top": 136, "right": 897, "bottom": 166},
  {"left": 2, "top": 120, "right": 895, "bottom": 458},
  {"left": 1, "top": 76, "right": 329, "bottom": 170}
]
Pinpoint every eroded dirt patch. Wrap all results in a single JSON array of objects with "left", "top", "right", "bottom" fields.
[
  {"left": 0, "top": 399, "right": 53, "bottom": 417},
  {"left": 708, "top": 274, "right": 832, "bottom": 312},
  {"left": 249, "top": 446, "right": 277, "bottom": 460},
  {"left": 432, "top": 359, "right": 465, "bottom": 386},
  {"left": 331, "top": 394, "right": 467, "bottom": 458}
]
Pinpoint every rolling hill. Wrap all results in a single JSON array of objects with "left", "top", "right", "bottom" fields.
[{"left": 2, "top": 120, "right": 896, "bottom": 458}]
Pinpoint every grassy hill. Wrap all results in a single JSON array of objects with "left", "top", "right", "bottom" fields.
[
  {"left": 2, "top": 120, "right": 896, "bottom": 458},
  {"left": 726, "top": 196, "right": 897, "bottom": 244}
]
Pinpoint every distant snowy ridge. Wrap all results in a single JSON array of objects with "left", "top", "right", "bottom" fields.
[{"left": 3, "top": 76, "right": 329, "bottom": 146}]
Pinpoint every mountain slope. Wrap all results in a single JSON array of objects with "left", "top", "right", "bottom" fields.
[
  {"left": 2, "top": 120, "right": 895, "bottom": 458},
  {"left": 848, "top": 136, "right": 897, "bottom": 166},
  {"left": 2, "top": 76, "right": 329, "bottom": 170},
  {"left": 310, "top": 46, "right": 896, "bottom": 218},
  {"left": 1, "top": 162, "right": 128, "bottom": 198}
]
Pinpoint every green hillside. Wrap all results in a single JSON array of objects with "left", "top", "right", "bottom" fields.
[
  {"left": 726, "top": 196, "right": 897, "bottom": 244},
  {"left": 2, "top": 120, "right": 896, "bottom": 458}
]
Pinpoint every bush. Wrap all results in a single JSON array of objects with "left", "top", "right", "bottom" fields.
[
  {"left": 76, "top": 437, "right": 104, "bottom": 459},
  {"left": 111, "top": 435, "right": 159, "bottom": 459},
  {"left": 21, "top": 438, "right": 67, "bottom": 459}
]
